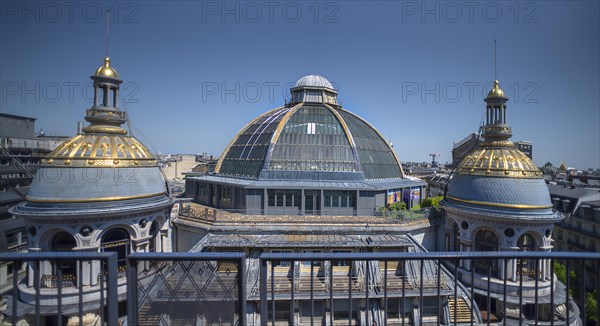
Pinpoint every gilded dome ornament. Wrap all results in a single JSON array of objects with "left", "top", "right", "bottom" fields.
[
  {"left": 94, "top": 57, "right": 119, "bottom": 79},
  {"left": 487, "top": 80, "right": 506, "bottom": 98}
]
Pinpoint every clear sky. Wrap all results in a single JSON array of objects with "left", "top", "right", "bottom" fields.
[{"left": 1, "top": 1, "right": 599, "bottom": 170}]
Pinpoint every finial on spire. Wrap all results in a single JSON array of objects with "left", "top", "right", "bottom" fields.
[
  {"left": 105, "top": 10, "right": 110, "bottom": 58},
  {"left": 494, "top": 39, "right": 497, "bottom": 81}
]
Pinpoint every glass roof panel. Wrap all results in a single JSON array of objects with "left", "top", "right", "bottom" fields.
[
  {"left": 337, "top": 110, "right": 402, "bottom": 179},
  {"left": 218, "top": 107, "right": 292, "bottom": 178},
  {"left": 268, "top": 105, "right": 357, "bottom": 172}
]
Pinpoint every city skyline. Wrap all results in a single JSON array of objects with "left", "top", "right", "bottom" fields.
[{"left": 1, "top": 1, "right": 599, "bottom": 169}]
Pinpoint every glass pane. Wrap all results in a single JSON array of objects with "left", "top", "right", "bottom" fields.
[
  {"left": 269, "top": 105, "right": 357, "bottom": 173},
  {"left": 219, "top": 107, "right": 293, "bottom": 178},
  {"left": 337, "top": 110, "right": 402, "bottom": 179}
]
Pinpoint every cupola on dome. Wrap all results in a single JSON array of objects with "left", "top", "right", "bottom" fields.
[
  {"left": 486, "top": 80, "right": 505, "bottom": 98},
  {"left": 94, "top": 57, "right": 119, "bottom": 79},
  {"left": 294, "top": 75, "right": 335, "bottom": 90}
]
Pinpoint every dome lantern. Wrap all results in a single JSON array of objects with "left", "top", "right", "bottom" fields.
[
  {"left": 84, "top": 57, "right": 127, "bottom": 135},
  {"left": 290, "top": 74, "right": 338, "bottom": 106},
  {"left": 482, "top": 80, "right": 511, "bottom": 146}
]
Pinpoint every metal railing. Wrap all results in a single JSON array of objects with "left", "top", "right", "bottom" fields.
[
  {"left": 178, "top": 204, "right": 430, "bottom": 225},
  {"left": 257, "top": 252, "right": 598, "bottom": 326},
  {"left": 1, "top": 251, "right": 600, "bottom": 325},
  {"left": 0, "top": 252, "right": 118, "bottom": 326},
  {"left": 126, "top": 252, "right": 246, "bottom": 326}
]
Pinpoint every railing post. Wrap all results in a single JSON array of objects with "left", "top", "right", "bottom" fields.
[
  {"left": 260, "top": 257, "right": 267, "bottom": 326},
  {"left": 126, "top": 254, "right": 138, "bottom": 326},
  {"left": 12, "top": 260, "right": 18, "bottom": 326},
  {"left": 106, "top": 253, "right": 119, "bottom": 326},
  {"left": 34, "top": 260, "right": 40, "bottom": 326},
  {"left": 239, "top": 256, "right": 247, "bottom": 326}
]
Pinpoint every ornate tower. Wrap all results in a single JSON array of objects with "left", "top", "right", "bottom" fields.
[
  {"left": 441, "top": 79, "right": 571, "bottom": 323},
  {"left": 10, "top": 56, "right": 174, "bottom": 324}
]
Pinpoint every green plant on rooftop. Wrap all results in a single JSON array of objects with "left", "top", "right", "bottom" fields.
[{"left": 422, "top": 196, "right": 443, "bottom": 211}]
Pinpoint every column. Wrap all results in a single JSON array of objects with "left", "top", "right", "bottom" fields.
[
  {"left": 301, "top": 189, "right": 305, "bottom": 215},
  {"left": 320, "top": 189, "right": 324, "bottom": 215},
  {"left": 103, "top": 86, "right": 109, "bottom": 106},
  {"left": 93, "top": 85, "right": 98, "bottom": 106},
  {"left": 113, "top": 88, "right": 119, "bottom": 108},
  {"left": 263, "top": 188, "right": 268, "bottom": 215},
  {"left": 462, "top": 239, "right": 472, "bottom": 271}
]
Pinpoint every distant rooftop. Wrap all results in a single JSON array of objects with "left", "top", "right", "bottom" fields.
[{"left": 0, "top": 112, "right": 36, "bottom": 121}]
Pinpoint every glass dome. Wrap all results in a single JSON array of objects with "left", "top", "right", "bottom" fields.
[{"left": 216, "top": 104, "right": 403, "bottom": 180}]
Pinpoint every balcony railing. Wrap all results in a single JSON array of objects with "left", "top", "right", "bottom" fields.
[
  {"left": 0, "top": 252, "right": 118, "bottom": 326},
  {"left": 178, "top": 203, "right": 429, "bottom": 225},
  {"left": 1, "top": 251, "right": 599, "bottom": 325},
  {"left": 41, "top": 274, "right": 77, "bottom": 288}
]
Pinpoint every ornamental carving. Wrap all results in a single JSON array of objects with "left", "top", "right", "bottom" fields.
[
  {"left": 457, "top": 147, "right": 541, "bottom": 178},
  {"left": 41, "top": 134, "right": 157, "bottom": 167}
]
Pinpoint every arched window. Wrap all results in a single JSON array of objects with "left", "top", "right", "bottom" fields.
[
  {"left": 149, "top": 221, "right": 159, "bottom": 253},
  {"left": 101, "top": 228, "right": 130, "bottom": 270},
  {"left": 518, "top": 233, "right": 536, "bottom": 281},
  {"left": 51, "top": 232, "right": 76, "bottom": 251},
  {"left": 474, "top": 229, "right": 499, "bottom": 277},
  {"left": 50, "top": 232, "right": 77, "bottom": 286}
]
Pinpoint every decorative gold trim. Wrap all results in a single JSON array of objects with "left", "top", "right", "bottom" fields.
[
  {"left": 270, "top": 103, "right": 303, "bottom": 145},
  {"left": 456, "top": 147, "right": 541, "bottom": 178},
  {"left": 43, "top": 134, "right": 156, "bottom": 167},
  {"left": 82, "top": 125, "right": 128, "bottom": 135},
  {"left": 41, "top": 158, "right": 156, "bottom": 167},
  {"left": 26, "top": 191, "right": 167, "bottom": 203},
  {"left": 323, "top": 103, "right": 356, "bottom": 148},
  {"left": 447, "top": 195, "right": 553, "bottom": 209}
]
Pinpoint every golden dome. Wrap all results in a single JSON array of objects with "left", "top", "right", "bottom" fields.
[
  {"left": 456, "top": 146, "right": 541, "bottom": 179},
  {"left": 487, "top": 80, "right": 505, "bottom": 98},
  {"left": 42, "top": 134, "right": 157, "bottom": 168},
  {"left": 559, "top": 161, "right": 567, "bottom": 170},
  {"left": 94, "top": 57, "right": 119, "bottom": 79}
]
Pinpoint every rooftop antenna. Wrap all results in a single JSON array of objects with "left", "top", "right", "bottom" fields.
[
  {"left": 105, "top": 10, "right": 110, "bottom": 57},
  {"left": 494, "top": 39, "right": 497, "bottom": 81}
]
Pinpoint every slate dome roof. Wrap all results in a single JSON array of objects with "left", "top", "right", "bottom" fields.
[
  {"left": 22, "top": 58, "right": 168, "bottom": 204},
  {"left": 444, "top": 80, "right": 557, "bottom": 217}
]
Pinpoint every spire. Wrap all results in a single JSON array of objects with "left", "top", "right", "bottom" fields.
[
  {"left": 83, "top": 18, "right": 127, "bottom": 136},
  {"left": 105, "top": 10, "right": 110, "bottom": 58},
  {"left": 494, "top": 39, "right": 497, "bottom": 81},
  {"left": 481, "top": 41, "right": 512, "bottom": 148}
]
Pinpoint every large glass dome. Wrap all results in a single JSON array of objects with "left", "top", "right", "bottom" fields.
[{"left": 215, "top": 75, "right": 404, "bottom": 181}]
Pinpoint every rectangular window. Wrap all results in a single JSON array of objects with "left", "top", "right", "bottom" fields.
[
  {"left": 272, "top": 250, "right": 293, "bottom": 267},
  {"left": 273, "top": 301, "right": 291, "bottom": 321},
  {"left": 268, "top": 190, "right": 276, "bottom": 207},
  {"left": 341, "top": 194, "right": 348, "bottom": 207},
  {"left": 300, "top": 301, "right": 324, "bottom": 321},
  {"left": 333, "top": 299, "right": 358, "bottom": 321},
  {"left": 302, "top": 250, "right": 321, "bottom": 268},
  {"left": 332, "top": 249, "right": 351, "bottom": 267},
  {"left": 276, "top": 192, "right": 284, "bottom": 207}
]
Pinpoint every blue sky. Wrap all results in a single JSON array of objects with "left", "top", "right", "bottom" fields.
[{"left": 1, "top": 1, "right": 599, "bottom": 169}]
